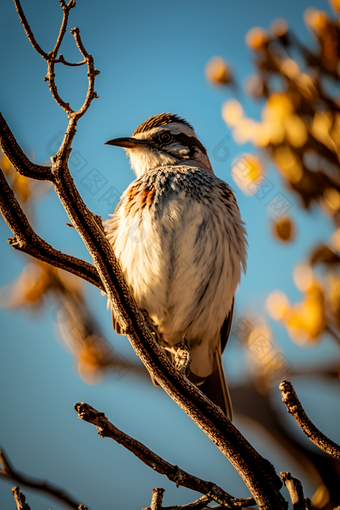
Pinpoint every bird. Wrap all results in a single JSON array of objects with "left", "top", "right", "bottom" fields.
[{"left": 104, "top": 113, "right": 247, "bottom": 420}]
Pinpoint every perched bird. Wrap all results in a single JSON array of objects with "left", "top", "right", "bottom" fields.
[{"left": 104, "top": 113, "right": 247, "bottom": 420}]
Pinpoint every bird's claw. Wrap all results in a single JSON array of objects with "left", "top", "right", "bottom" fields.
[{"left": 174, "top": 338, "right": 191, "bottom": 376}]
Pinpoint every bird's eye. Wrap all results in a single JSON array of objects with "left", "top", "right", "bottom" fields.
[{"left": 159, "top": 132, "right": 173, "bottom": 144}]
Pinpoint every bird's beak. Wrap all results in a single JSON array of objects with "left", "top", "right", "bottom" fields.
[{"left": 104, "top": 137, "right": 149, "bottom": 149}]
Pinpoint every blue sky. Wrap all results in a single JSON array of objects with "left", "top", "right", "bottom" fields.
[{"left": 0, "top": 0, "right": 339, "bottom": 509}]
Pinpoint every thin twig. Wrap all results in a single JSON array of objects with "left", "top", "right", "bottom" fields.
[
  {"left": 74, "top": 403, "right": 256, "bottom": 509},
  {"left": 1, "top": 448, "right": 84, "bottom": 510},
  {"left": 55, "top": 54, "right": 86, "bottom": 66},
  {"left": 12, "top": 486, "right": 31, "bottom": 510},
  {"left": 280, "top": 381, "right": 340, "bottom": 461},
  {"left": 280, "top": 472, "right": 312, "bottom": 510},
  {"left": 0, "top": 167, "right": 104, "bottom": 291},
  {"left": 147, "top": 495, "right": 212, "bottom": 510},
  {"left": 13, "top": 0, "right": 47, "bottom": 59},
  {"left": 52, "top": 0, "right": 76, "bottom": 59}
]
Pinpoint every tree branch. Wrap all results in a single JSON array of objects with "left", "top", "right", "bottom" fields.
[
  {"left": 2, "top": 2, "right": 288, "bottom": 508},
  {"left": 149, "top": 488, "right": 165, "bottom": 510},
  {"left": 74, "top": 403, "right": 256, "bottom": 509},
  {"left": 52, "top": 0, "right": 76, "bottom": 59},
  {"left": 280, "top": 381, "right": 340, "bottom": 461},
  {"left": 0, "top": 167, "right": 104, "bottom": 291},
  {"left": 0, "top": 113, "right": 53, "bottom": 181},
  {"left": 13, "top": 0, "right": 47, "bottom": 59},
  {"left": 0, "top": 448, "right": 83, "bottom": 510},
  {"left": 55, "top": 54, "right": 87, "bottom": 66},
  {"left": 144, "top": 494, "right": 212, "bottom": 510},
  {"left": 12, "top": 486, "right": 31, "bottom": 510},
  {"left": 280, "top": 472, "right": 311, "bottom": 510}
]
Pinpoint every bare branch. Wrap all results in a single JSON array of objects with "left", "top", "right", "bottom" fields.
[
  {"left": 55, "top": 54, "right": 87, "bottom": 66},
  {"left": 5, "top": 2, "right": 287, "bottom": 508},
  {"left": 146, "top": 495, "right": 212, "bottom": 510},
  {"left": 1, "top": 448, "right": 84, "bottom": 510},
  {"left": 74, "top": 403, "right": 256, "bottom": 509},
  {"left": 13, "top": 0, "right": 47, "bottom": 59},
  {"left": 0, "top": 113, "right": 53, "bottom": 181},
  {"left": 0, "top": 167, "right": 104, "bottom": 291},
  {"left": 12, "top": 486, "right": 31, "bottom": 510},
  {"left": 150, "top": 488, "right": 165, "bottom": 510},
  {"left": 280, "top": 473, "right": 312, "bottom": 510},
  {"left": 280, "top": 381, "right": 340, "bottom": 461},
  {"left": 70, "top": 27, "right": 100, "bottom": 118},
  {"left": 52, "top": 0, "right": 76, "bottom": 59}
]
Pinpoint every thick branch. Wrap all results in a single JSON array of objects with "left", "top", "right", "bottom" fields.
[
  {"left": 6, "top": 2, "right": 286, "bottom": 507},
  {"left": 0, "top": 167, "right": 103, "bottom": 291},
  {"left": 51, "top": 153, "right": 285, "bottom": 508},
  {"left": 0, "top": 113, "right": 53, "bottom": 181},
  {"left": 149, "top": 488, "right": 165, "bottom": 510},
  {"left": 280, "top": 381, "right": 340, "bottom": 461},
  {"left": 74, "top": 403, "right": 255, "bottom": 510},
  {"left": 1, "top": 448, "right": 83, "bottom": 510},
  {"left": 12, "top": 486, "right": 31, "bottom": 510},
  {"left": 280, "top": 473, "right": 311, "bottom": 510}
]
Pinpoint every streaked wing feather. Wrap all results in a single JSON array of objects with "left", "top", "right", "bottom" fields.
[{"left": 220, "top": 297, "right": 234, "bottom": 353}]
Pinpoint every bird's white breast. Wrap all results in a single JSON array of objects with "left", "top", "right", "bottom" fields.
[{"left": 107, "top": 169, "right": 246, "bottom": 377}]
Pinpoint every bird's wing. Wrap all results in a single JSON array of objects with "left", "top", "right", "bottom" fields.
[
  {"left": 191, "top": 299, "right": 235, "bottom": 420},
  {"left": 104, "top": 195, "right": 126, "bottom": 336},
  {"left": 220, "top": 297, "right": 234, "bottom": 354}
]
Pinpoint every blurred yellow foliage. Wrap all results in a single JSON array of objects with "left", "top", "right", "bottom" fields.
[
  {"left": 233, "top": 118, "right": 257, "bottom": 145},
  {"left": 273, "top": 147, "right": 303, "bottom": 183},
  {"left": 312, "top": 112, "right": 333, "bottom": 145},
  {"left": 267, "top": 93, "right": 294, "bottom": 119},
  {"left": 331, "top": 228, "right": 340, "bottom": 250},
  {"left": 328, "top": 274, "right": 340, "bottom": 322},
  {"left": 0, "top": 260, "right": 81, "bottom": 310},
  {"left": 205, "top": 57, "right": 232, "bottom": 86},
  {"left": 222, "top": 99, "right": 243, "bottom": 127},
  {"left": 270, "top": 18, "right": 288, "bottom": 38},
  {"left": 230, "top": 153, "right": 262, "bottom": 195},
  {"left": 304, "top": 8, "right": 329, "bottom": 32},
  {"left": 283, "top": 114, "right": 308, "bottom": 148},
  {"left": 285, "top": 283, "right": 325, "bottom": 343},
  {"left": 273, "top": 217, "right": 295, "bottom": 242},
  {"left": 329, "top": 0, "right": 340, "bottom": 13},
  {"left": 1, "top": 154, "right": 12, "bottom": 174},
  {"left": 293, "top": 264, "right": 314, "bottom": 292},
  {"left": 245, "top": 27, "right": 268, "bottom": 50},
  {"left": 78, "top": 345, "right": 105, "bottom": 385},
  {"left": 245, "top": 75, "right": 264, "bottom": 98},
  {"left": 324, "top": 188, "right": 340, "bottom": 212},
  {"left": 312, "top": 484, "right": 330, "bottom": 509},
  {"left": 266, "top": 290, "right": 290, "bottom": 320},
  {"left": 281, "top": 59, "right": 300, "bottom": 80}
]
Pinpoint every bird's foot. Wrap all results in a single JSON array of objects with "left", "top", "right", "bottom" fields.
[{"left": 174, "top": 338, "right": 191, "bottom": 376}]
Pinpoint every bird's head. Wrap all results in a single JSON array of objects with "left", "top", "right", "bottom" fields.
[{"left": 105, "top": 113, "right": 213, "bottom": 177}]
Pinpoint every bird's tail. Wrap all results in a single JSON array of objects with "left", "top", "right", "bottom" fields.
[{"left": 198, "top": 347, "right": 233, "bottom": 421}]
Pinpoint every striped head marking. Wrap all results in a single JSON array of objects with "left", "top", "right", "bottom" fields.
[{"left": 105, "top": 113, "right": 213, "bottom": 177}]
